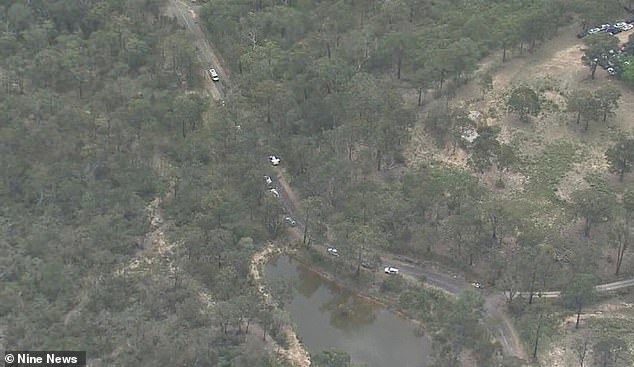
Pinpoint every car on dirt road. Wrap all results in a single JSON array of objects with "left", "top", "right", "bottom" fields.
[
  {"left": 284, "top": 216, "right": 297, "bottom": 226},
  {"left": 472, "top": 282, "right": 484, "bottom": 289},
  {"left": 264, "top": 175, "right": 273, "bottom": 186},
  {"left": 384, "top": 267, "right": 399, "bottom": 275},
  {"left": 208, "top": 68, "right": 219, "bottom": 81},
  {"left": 327, "top": 247, "right": 339, "bottom": 257},
  {"left": 189, "top": 9, "right": 198, "bottom": 23},
  {"left": 269, "top": 155, "right": 280, "bottom": 166},
  {"left": 269, "top": 188, "right": 280, "bottom": 198}
]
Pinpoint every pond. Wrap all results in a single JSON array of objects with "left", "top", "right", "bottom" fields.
[{"left": 264, "top": 255, "right": 431, "bottom": 367}]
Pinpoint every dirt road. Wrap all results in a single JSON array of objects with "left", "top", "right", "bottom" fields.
[
  {"left": 163, "top": 0, "right": 225, "bottom": 100},
  {"left": 163, "top": 0, "right": 530, "bottom": 361}
]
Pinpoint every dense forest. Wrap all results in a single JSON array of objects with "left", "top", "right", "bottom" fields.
[
  {"left": 0, "top": 0, "right": 292, "bottom": 366},
  {"left": 3, "top": 0, "right": 634, "bottom": 366}
]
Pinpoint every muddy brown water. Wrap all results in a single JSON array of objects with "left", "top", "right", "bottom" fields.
[{"left": 264, "top": 255, "right": 431, "bottom": 367}]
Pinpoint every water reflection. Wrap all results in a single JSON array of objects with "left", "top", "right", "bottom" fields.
[
  {"left": 264, "top": 255, "right": 430, "bottom": 367},
  {"left": 294, "top": 263, "right": 322, "bottom": 299},
  {"left": 319, "top": 290, "right": 379, "bottom": 330}
]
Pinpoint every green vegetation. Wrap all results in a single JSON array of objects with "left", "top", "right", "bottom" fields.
[
  {"left": 0, "top": 0, "right": 291, "bottom": 365},
  {"left": 4, "top": 0, "right": 634, "bottom": 365},
  {"left": 523, "top": 141, "right": 585, "bottom": 202}
]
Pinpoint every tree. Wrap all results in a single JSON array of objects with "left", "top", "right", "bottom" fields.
[
  {"left": 582, "top": 33, "right": 620, "bottom": 79},
  {"left": 381, "top": 31, "right": 413, "bottom": 80},
  {"left": 477, "top": 71, "right": 493, "bottom": 97},
  {"left": 572, "top": 188, "right": 615, "bottom": 237},
  {"left": 507, "top": 85, "right": 540, "bottom": 122},
  {"left": 7, "top": 2, "right": 34, "bottom": 35},
  {"left": 529, "top": 305, "right": 556, "bottom": 360},
  {"left": 497, "top": 144, "right": 517, "bottom": 182},
  {"left": 561, "top": 273, "right": 596, "bottom": 329},
  {"left": 567, "top": 89, "right": 601, "bottom": 131},
  {"left": 445, "top": 203, "right": 487, "bottom": 266},
  {"left": 445, "top": 37, "right": 480, "bottom": 84},
  {"left": 312, "top": 350, "right": 351, "bottom": 367},
  {"left": 300, "top": 196, "right": 327, "bottom": 247},
  {"left": 620, "top": 55, "right": 634, "bottom": 86},
  {"left": 594, "top": 85, "right": 621, "bottom": 123},
  {"left": 173, "top": 94, "right": 208, "bottom": 138},
  {"left": 495, "top": 16, "right": 520, "bottom": 62},
  {"left": 606, "top": 133, "right": 634, "bottom": 181},
  {"left": 469, "top": 125, "right": 501, "bottom": 174},
  {"left": 608, "top": 218, "right": 629, "bottom": 276},
  {"left": 446, "top": 290, "right": 486, "bottom": 351},
  {"left": 572, "top": 334, "right": 591, "bottom": 367},
  {"left": 449, "top": 107, "right": 476, "bottom": 154},
  {"left": 593, "top": 335, "right": 631, "bottom": 367},
  {"left": 258, "top": 304, "right": 275, "bottom": 342},
  {"left": 336, "top": 224, "right": 385, "bottom": 276}
]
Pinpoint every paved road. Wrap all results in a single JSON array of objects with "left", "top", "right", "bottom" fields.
[{"left": 512, "top": 278, "right": 634, "bottom": 299}]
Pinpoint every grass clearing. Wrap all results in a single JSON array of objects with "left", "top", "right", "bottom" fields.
[{"left": 520, "top": 140, "right": 587, "bottom": 203}]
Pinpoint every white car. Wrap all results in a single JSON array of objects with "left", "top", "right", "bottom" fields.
[
  {"left": 607, "top": 67, "right": 617, "bottom": 76},
  {"left": 269, "top": 188, "right": 280, "bottom": 198},
  {"left": 284, "top": 216, "right": 297, "bottom": 226},
  {"left": 384, "top": 267, "right": 399, "bottom": 275},
  {"left": 588, "top": 27, "right": 601, "bottom": 34},
  {"left": 269, "top": 155, "right": 280, "bottom": 166},
  {"left": 264, "top": 175, "right": 273, "bottom": 186},
  {"left": 208, "top": 68, "right": 219, "bottom": 82},
  {"left": 327, "top": 247, "right": 339, "bottom": 257},
  {"left": 472, "top": 282, "right": 483, "bottom": 289}
]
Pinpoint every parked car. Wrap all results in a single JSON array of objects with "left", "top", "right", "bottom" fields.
[
  {"left": 269, "top": 155, "right": 280, "bottom": 166},
  {"left": 208, "top": 68, "right": 219, "bottom": 81},
  {"left": 327, "top": 247, "right": 339, "bottom": 257},
  {"left": 616, "top": 22, "right": 634, "bottom": 31},
  {"left": 284, "top": 216, "right": 297, "bottom": 226},
  {"left": 472, "top": 282, "right": 483, "bottom": 289},
  {"left": 269, "top": 188, "right": 280, "bottom": 198},
  {"left": 384, "top": 267, "right": 399, "bottom": 275},
  {"left": 264, "top": 175, "right": 273, "bottom": 186},
  {"left": 607, "top": 27, "right": 621, "bottom": 35},
  {"left": 588, "top": 27, "right": 601, "bottom": 34},
  {"left": 607, "top": 67, "right": 618, "bottom": 76},
  {"left": 615, "top": 21, "right": 628, "bottom": 29}
]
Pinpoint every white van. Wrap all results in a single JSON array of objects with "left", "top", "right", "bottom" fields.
[{"left": 208, "top": 68, "right": 219, "bottom": 82}]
